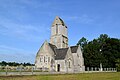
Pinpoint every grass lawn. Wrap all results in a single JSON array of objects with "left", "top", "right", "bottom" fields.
[{"left": 0, "top": 72, "right": 119, "bottom": 80}]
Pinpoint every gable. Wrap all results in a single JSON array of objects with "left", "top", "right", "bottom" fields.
[
  {"left": 52, "top": 16, "right": 66, "bottom": 26},
  {"left": 36, "top": 41, "right": 56, "bottom": 57}
]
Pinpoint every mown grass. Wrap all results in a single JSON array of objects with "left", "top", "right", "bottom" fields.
[{"left": 0, "top": 72, "right": 120, "bottom": 80}]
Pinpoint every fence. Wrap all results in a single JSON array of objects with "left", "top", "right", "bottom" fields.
[
  {"left": 85, "top": 67, "right": 116, "bottom": 72},
  {"left": 0, "top": 65, "right": 117, "bottom": 76}
]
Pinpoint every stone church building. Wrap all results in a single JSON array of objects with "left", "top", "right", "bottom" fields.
[{"left": 35, "top": 16, "right": 85, "bottom": 72}]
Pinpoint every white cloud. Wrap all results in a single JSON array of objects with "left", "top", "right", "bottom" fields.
[
  {"left": 0, "top": 53, "right": 35, "bottom": 63},
  {"left": 0, "top": 45, "right": 35, "bottom": 63},
  {"left": 0, "top": 17, "right": 47, "bottom": 63},
  {"left": 0, "top": 0, "right": 52, "bottom": 63},
  {"left": 0, "top": 18, "right": 49, "bottom": 42},
  {"left": 0, "top": 45, "right": 27, "bottom": 53},
  {"left": 0, "top": 0, "right": 53, "bottom": 10},
  {"left": 19, "top": 0, "right": 52, "bottom": 8},
  {"left": 63, "top": 15, "right": 95, "bottom": 24}
]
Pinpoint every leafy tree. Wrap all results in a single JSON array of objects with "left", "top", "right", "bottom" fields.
[
  {"left": 0, "top": 61, "right": 34, "bottom": 66},
  {"left": 0, "top": 61, "right": 7, "bottom": 66},
  {"left": 116, "top": 59, "right": 120, "bottom": 71},
  {"left": 83, "top": 39, "right": 102, "bottom": 67},
  {"left": 77, "top": 37, "right": 88, "bottom": 51},
  {"left": 77, "top": 34, "right": 120, "bottom": 69}
]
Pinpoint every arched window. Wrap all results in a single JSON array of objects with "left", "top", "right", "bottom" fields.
[
  {"left": 40, "top": 55, "right": 43, "bottom": 62},
  {"left": 40, "top": 57, "right": 42, "bottom": 62},
  {"left": 51, "top": 59, "right": 54, "bottom": 67},
  {"left": 56, "top": 24, "right": 58, "bottom": 34},
  {"left": 44, "top": 56, "right": 45, "bottom": 63},
  {"left": 45, "top": 56, "right": 47, "bottom": 62},
  {"left": 48, "top": 57, "right": 50, "bottom": 62},
  {"left": 69, "top": 61, "right": 71, "bottom": 68}
]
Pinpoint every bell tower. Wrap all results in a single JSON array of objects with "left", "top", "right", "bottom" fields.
[{"left": 50, "top": 16, "right": 68, "bottom": 48}]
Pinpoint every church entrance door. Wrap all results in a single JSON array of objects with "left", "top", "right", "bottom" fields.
[{"left": 57, "top": 64, "right": 60, "bottom": 72}]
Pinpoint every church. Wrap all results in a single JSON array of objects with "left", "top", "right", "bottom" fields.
[{"left": 35, "top": 16, "right": 85, "bottom": 72}]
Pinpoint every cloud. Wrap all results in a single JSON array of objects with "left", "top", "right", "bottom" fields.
[
  {"left": 0, "top": 0, "right": 82, "bottom": 63},
  {"left": 0, "top": 0, "right": 51, "bottom": 42},
  {"left": 0, "top": 45, "right": 35, "bottom": 63},
  {"left": 0, "top": 0, "right": 53, "bottom": 10},
  {"left": 0, "top": 19, "right": 49, "bottom": 42},
  {"left": 19, "top": 0, "right": 52, "bottom": 8},
  {"left": 0, "top": 53, "right": 35, "bottom": 63},
  {"left": 0, "top": 0, "right": 53, "bottom": 63},
  {"left": 0, "top": 45, "right": 27, "bottom": 53},
  {"left": 0, "top": 17, "right": 47, "bottom": 63},
  {"left": 63, "top": 14, "right": 95, "bottom": 24}
]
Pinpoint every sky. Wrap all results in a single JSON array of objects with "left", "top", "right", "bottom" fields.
[{"left": 0, "top": 0, "right": 120, "bottom": 63}]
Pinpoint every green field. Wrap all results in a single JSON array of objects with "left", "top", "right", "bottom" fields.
[{"left": 0, "top": 72, "right": 120, "bottom": 80}]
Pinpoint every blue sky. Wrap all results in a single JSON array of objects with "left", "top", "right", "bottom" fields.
[{"left": 0, "top": 0, "right": 120, "bottom": 63}]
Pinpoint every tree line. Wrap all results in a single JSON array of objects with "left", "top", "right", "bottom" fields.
[
  {"left": 77, "top": 34, "right": 120, "bottom": 71},
  {"left": 0, "top": 61, "right": 34, "bottom": 66}
]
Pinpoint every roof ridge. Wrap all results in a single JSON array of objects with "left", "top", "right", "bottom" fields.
[
  {"left": 55, "top": 47, "right": 68, "bottom": 50},
  {"left": 70, "top": 45, "right": 78, "bottom": 47}
]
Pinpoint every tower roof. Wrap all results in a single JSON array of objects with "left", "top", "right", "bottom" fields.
[{"left": 52, "top": 16, "right": 66, "bottom": 26}]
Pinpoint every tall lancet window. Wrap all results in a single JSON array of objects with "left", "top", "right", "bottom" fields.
[
  {"left": 69, "top": 61, "right": 71, "bottom": 68},
  {"left": 56, "top": 24, "right": 58, "bottom": 34}
]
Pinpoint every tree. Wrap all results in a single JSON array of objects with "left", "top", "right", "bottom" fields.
[
  {"left": 0, "top": 61, "right": 34, "bottom": 66},
  {"left": 77, "top": 34, "right": 120, "bottom": 69},
  {"left": 116, "top": 59, "right": 120, "bottom": 71},
  {"left": 103, "top": 38, "right": 120, "bottom": 67},
  {"left": 77, "top": 37, "right": 88, "bottom": 51},
  {"left": 83, "top": 39, "right": 102, "bottom": 67},
  {"left": 0, "top": 61, "right": 7, "bottom": 66}
]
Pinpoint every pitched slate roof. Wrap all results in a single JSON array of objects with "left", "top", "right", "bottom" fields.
[
  {"left": 55, "top": 48, "right": 68, "bottom": 60},
  {"left": 70, "top": 46, "right": 78, "bottom": 53},
  {"left": 48, "top": 43, "right": 79, "bottom": 60},
  {"left": 49, "top": 43, "right": 57, "bottom": 55}
]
